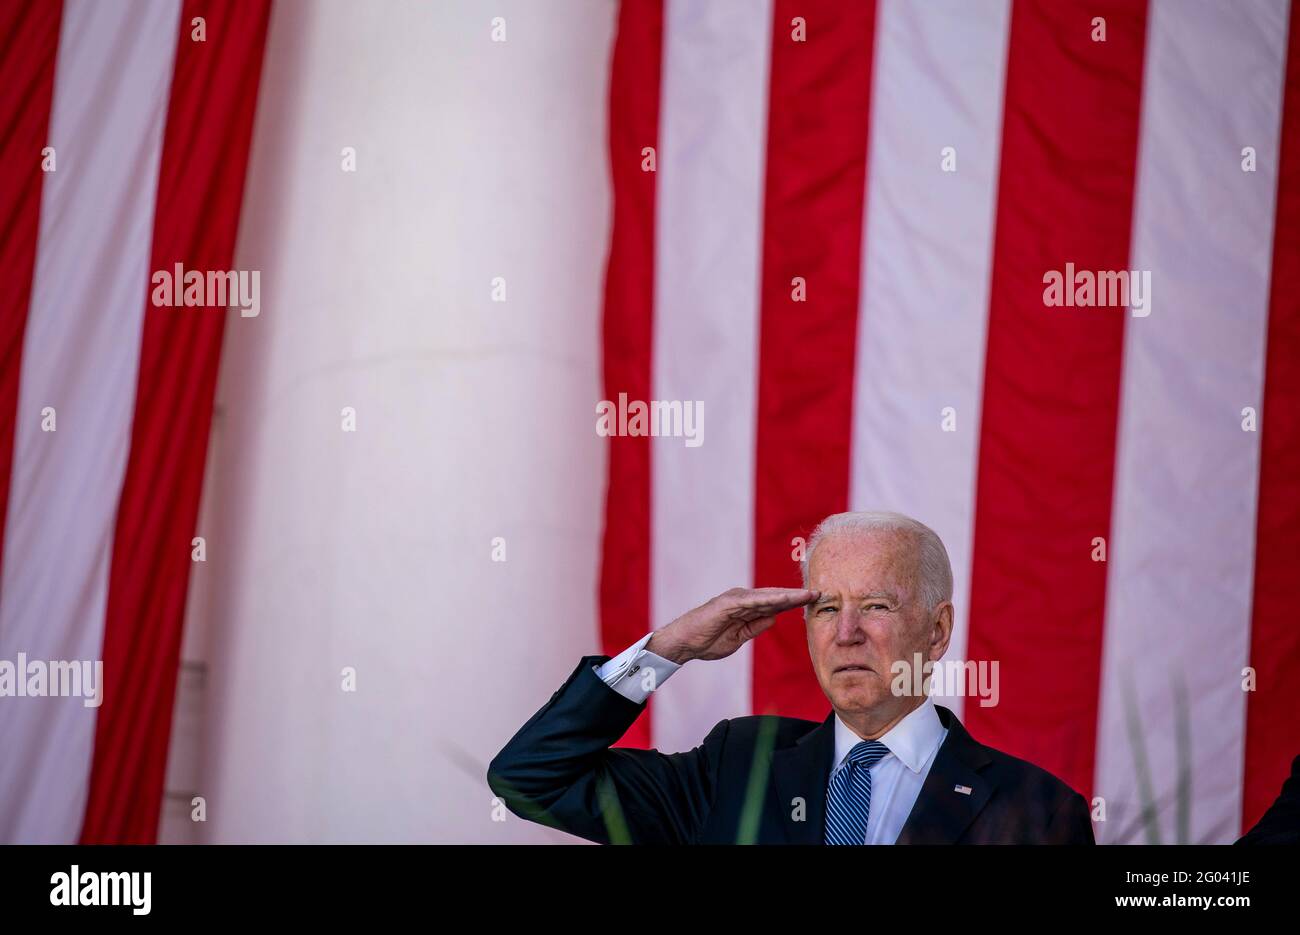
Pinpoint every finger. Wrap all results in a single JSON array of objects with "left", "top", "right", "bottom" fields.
[
  {"left": 733, "top": 614, "right": 781, "bottom": 644},
  {"left": 735, "top": 587, "right": 819, "bottom": 610},
  {"left": 729, "top": 593, "right": 820, "bottom": 623}
]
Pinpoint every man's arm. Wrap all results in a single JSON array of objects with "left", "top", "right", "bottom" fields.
[
  {"left": 486, "top": 587, "right": 818, "bottom": 844},
  {"left": 487, "top": 653, "right": 726, "bottom": 844}
]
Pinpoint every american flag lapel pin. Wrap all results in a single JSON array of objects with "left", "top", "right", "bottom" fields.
[{"left": 954, "top": 784, "right": 973, "bottom": 795}]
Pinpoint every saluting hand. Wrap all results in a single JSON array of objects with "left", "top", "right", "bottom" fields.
[{"left": 646, "top": 587, "right": 820, "bottom": 665}]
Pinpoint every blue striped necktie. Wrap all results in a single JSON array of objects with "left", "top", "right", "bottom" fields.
[{"left": 824, "top": 739, "right": 890, "bottom": 845}]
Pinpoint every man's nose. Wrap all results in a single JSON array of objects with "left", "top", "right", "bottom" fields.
[{"left": 833, "top": 613, "right": 865, "bottom": 644}]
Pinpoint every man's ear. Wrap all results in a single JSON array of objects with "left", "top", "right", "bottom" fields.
[{"left": 928, "top": 602, "right": 954, "bottom": 661}]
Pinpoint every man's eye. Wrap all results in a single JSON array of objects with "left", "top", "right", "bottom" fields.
[
  {"left": 817, "top": 605, "right": 837, "bottom": 615},
  {"left": 866, "top": 604, "right": 886, "bottom": 611}
]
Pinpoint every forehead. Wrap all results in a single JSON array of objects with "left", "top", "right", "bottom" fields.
[{"left": 808, "top": 528, "right": 919, "bottom": 584}]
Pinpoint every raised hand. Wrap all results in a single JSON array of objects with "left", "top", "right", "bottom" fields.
[{"left": 646, "top": 587, "right": 820, "bottom": 665}]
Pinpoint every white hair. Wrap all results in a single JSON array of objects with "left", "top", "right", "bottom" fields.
[{"left": 800, "top": 510, "right": 953, "bottom": 610}]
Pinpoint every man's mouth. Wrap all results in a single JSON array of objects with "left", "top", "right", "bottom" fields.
[{"left": 833, "top": 664, "right": 874, "bottom": 674}]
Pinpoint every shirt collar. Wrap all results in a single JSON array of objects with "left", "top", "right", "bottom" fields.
[{"left": 832, "top": 695, "right": 945, "bottom": 774}]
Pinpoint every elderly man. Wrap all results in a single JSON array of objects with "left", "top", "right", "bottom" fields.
[{"left": 488, "top": 511, "right": 1093, "bottom": 844}]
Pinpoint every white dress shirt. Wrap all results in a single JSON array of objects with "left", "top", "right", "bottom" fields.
[
  {"left": 595, "top": 632, "right": 682, "bottom": 703},
  {"left": 830, "top": 694, "right": 948, "bottom": 843},
  {"left": 594, "top": 635, "right": 949, "bottom": 843}
]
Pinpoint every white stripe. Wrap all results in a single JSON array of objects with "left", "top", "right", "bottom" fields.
[
  {"left": 651, "top": 0, "right": 772, "bottom": 752},
  {"left": 849, "top": 0, "right": 1011, "bottom": 717},
  {"left": 0, "top": 0, "right": 180, "bottom": 843},
  {"left": 1094, "top": 0, "right": 1288, "bottom": 844}
]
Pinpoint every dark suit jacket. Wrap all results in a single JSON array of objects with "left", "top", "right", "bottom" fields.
[
  {"left": 488, "top": 655, "right": 1095, "bottom": 844},
  {"left": 1235, "top": 755, "right": 1300, "bottom": 845}
]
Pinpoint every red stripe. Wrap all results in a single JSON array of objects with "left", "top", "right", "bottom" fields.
[
  {"left": 598, "top": 0, "right": 662, "bottom": 748},
  {"left": 0, "top": 0, "right": 62, "bottom": 602},
  {"left": 1242, "top": 5, "right": 1300, "bottom": 835},
  {"left": 751, "top": 0, "right": 877, "bottom": 721},
  {"left": 964, "top": 0, "right": 1147, "bottom": 800},
  {"left": 79, "top": 0, "right": 271, "bottom": 844}
]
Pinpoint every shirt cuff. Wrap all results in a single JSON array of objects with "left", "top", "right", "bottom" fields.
[{"left": 594, "top": 633, "right": 681, "bottom": 704}]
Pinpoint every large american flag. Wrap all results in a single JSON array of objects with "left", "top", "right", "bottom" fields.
[
  {"left": 0, "top": 0, "right": 1294, "bottom": 845},
  {"left": 596, "top": 0, "right": 1298, "bottom": 845}
]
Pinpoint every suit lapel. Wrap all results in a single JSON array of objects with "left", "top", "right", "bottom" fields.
[
  {"left": 895, "top": 705, "right": 994, "bottom": 844},
  {"left": 771, "top": 711, "right": 837, "bottom": 844}
]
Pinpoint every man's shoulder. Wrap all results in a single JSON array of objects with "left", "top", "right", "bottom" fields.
[
  {"left": 698, "top": 713, "right": 824, "bottom": 752},
  {"left": 970, "top": 738, "right": 1085, "bottom": 806},
  {"left": 985, "top": 746, "right": 1082, "bottom": 800},
  {"left": 937, "top": 706, "right": 1085, "bottom": 804}
]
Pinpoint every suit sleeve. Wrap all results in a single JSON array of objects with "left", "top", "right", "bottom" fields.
[
  {"left": 1044, "top": 790, "right": 1096, "bottom": 844},
  {"left": 487, "top": 655, "right": 728, "bottom": 844}
]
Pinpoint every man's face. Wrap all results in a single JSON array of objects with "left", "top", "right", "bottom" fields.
[{"left": 805, "top": 528, "right": 948, "bottom": 720}]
